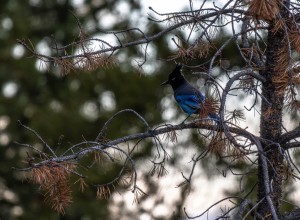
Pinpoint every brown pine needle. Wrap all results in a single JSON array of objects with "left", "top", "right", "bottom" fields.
[
  {"left": 248, "top": 0, "right": 280, "bottom": 21},
  {"left": 28, "top": 162, "right": 75, "bottom": 214}
]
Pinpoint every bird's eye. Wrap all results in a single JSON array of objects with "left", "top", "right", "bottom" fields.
[{"left": 171, "top": 77, "right": 176, "bottom": 81}]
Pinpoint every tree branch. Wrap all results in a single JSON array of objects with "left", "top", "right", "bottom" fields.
[
  {"left": 18, "top": 8, "right": 246, "bottom": 62},
  {"left": 280, "top": 124, "right": 300, "bottom": 145},
  {"left": 18, "top": 117, "right": 258, "bottom": 169}
]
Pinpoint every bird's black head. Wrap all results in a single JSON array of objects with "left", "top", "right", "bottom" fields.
[{"left": 161, "top": 64, "right": 186, "bottom": 89}]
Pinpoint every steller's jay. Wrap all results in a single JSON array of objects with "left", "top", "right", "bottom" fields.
[{"left": 161, "top": 64, "right": 219, "bottom": 123}]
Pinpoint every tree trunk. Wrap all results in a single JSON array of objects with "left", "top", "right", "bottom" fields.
[{"left": 258, "top": 14, "right": 286, "bottom": 220}]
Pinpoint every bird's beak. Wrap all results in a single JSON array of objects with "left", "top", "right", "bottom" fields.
[{"left": 160, "top": 80, "right": 169, "bottom": 86}]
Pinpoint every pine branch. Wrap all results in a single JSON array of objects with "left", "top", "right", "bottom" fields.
[{"left": 280, "top": 124, "right": 300, "bottom": 145}]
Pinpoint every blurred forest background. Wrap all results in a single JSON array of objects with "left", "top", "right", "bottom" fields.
[{"left": 0, "top": 0, "right": 280, "bottom": 219}]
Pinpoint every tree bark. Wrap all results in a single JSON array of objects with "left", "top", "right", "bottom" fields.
[{"left": 258, "top": 3, "right": 288, "bottom": 217}]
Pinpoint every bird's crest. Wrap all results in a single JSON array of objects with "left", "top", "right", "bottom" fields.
[
  {"left": 161, "top": 64, "right": 184, "bottom": 86},
  {"left": 169, "top": 64, "right": 183, "bottom": 79}
]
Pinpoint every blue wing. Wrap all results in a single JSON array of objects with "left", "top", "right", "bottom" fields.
[{"left": 175, "top": 94, "right": 203, "bottom": 115}]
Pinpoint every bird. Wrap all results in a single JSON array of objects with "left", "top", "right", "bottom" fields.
[{"left": 161, "top": 64, "right": 219, "bottom": 123}]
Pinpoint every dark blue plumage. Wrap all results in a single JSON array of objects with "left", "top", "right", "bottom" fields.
[{"left": 161, "top": 64, "right": 219, "bottom": 122}]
